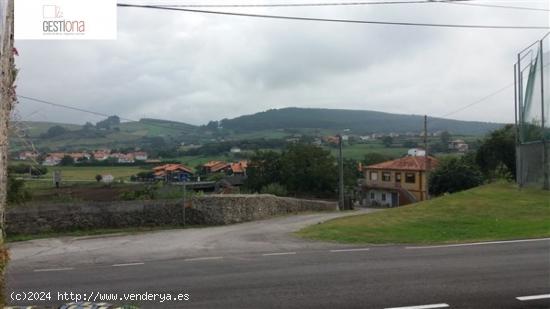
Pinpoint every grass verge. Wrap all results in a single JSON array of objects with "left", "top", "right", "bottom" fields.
[
  {"left": 297, "top": 182, "right": 550, "bottom": 244},
  {"left": 6, "top": 225, "right": 199, "bottom": 243}
]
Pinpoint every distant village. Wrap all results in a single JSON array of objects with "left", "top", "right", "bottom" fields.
[{"left": 16, "top": 149, "right": 152, "bottom": 166}]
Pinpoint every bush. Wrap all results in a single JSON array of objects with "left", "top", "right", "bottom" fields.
[
  {"left": 260, "top": 183, "right": 288, "bottom": 196},
  {"left": 429, "top": 157, "right": 484, "bottom": 196},
  {"left": 119, "top": 185, "right": 157, "bottom": 200},
  {"left": 7, "top": 175, "right": 31, "bottom": 205},
  {"left": 8, "top": 164, "right": 47, "bottom": 176}
]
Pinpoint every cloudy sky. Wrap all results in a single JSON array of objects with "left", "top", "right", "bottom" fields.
[{"left": 13, "top": 0, "right": 550, "bottom": 126}]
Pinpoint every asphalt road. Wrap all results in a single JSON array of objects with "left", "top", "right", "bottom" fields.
[{"left": 6, "top": 210, "right": 550, "bottom": 309}]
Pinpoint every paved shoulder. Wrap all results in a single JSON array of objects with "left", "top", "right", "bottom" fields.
[{"left": 8, "top": 208, "right": 379, "bottom": 270}]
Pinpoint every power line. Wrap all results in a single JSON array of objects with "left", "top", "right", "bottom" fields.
[
  {"left": 439, "top": 1, "right": 550, "bottom": 12},
  {"left": 131, "top": 0, "right": 550, "bottom": 12},
  {"left": 117, "top": 3, "right": 550, "bottom": 29},
  {"left": 433, "top": 82, "right": 513, "bottom": 122},
  {"left": 17, "top": 95, "right": 194, "bottom": 133},
  {"left": 145, "top": 0, "right": 447, "bottom": 8}
]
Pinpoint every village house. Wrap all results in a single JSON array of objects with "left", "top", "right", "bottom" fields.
[
  {"left": 93, "top": 150, "right": 111, "bottom": 161},
  {"left": 202, "top": 161, "right": 231, "bottom": 174},
  {"left": 68, "top": 152, "right": 91, "bottom": 163},
  {"left": 230, "top": 160, "right": 248, "bottom": 176},
  {"left": 407, "top": 148, "right": 426, "bottom": 157},
  {"left": 360, "top": 156, "right": 438, "bottom": 207},
  {"left": 448, "top": 139, "right": 469, "bottom": 153},
  {"left": 230, "top": 147, "right": 241, "bottom": 154},
  {"left": 133, "top": 151, "right": 148, "bottom": 161},
  {"left": 153, "top": 164, "right": 193, "bottom": 182},
  {"left": 117, "top": 153, "right": 135, "bottom": 164},
  {"left": 42, "top": 152, "right": 65, "bottom": 166},
  {"left": 18, "top": 151, "right": 39, "bottom": 161}
]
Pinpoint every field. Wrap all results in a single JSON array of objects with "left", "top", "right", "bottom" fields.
[
  {"left": 333, "top": 143, "right": 409, "bottom": 160},
  {"left": 41, "top": 166, "right": 148, "bottom": 181},
  {"left": 298, "top": 182, "right": 550, "bottom": 244}
]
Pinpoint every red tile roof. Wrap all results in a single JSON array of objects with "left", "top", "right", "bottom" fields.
[
  {"left": 153, "top": 164, "right": 193, "bottom": 174},
  {"left": 366, "top": 156, "right": 438, "bottom": 172},
  {"left": 230, "top": 161, "right": 248, "bottom": 174},
  {"left": 203, "top": 161, "right": 230, "bottom": 172}
]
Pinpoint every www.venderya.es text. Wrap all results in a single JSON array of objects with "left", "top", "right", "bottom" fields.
[{"left": 11, "top": 291, "right": 190, "bottom": 303}]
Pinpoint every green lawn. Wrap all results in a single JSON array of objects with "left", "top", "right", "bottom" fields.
[
  {"left": 42, "top": 166, "right": 149, "bottom": 181},
  {"left": 328, "top": 143, "right": 408, "bottom": 161},
  {"left": 297, "top": 182, "right": 550, "bottom": 244}
]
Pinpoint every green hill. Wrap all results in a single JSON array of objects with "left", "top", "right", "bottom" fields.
[
  {"left": 10, "top": 119, "right": 198, "bottom": 151},
  {"left": 219, "top": 108, "right": 503, "bottom": 135}
]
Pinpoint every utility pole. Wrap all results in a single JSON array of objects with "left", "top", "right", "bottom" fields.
[
  {"left": 424, "top": 115, "right": 430, "bottom": 200},
  {"left": 0, "top": 1, "right": 15, "bottom": 303},
  {"left": 338, "top": 134, "right": 344, "bottom": 210},
  {"left": 1, "top": 0, "right": 14, "bottom": 240}
]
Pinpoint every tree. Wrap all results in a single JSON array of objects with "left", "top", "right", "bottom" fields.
[
  {"left": 96, "top": 115, "right": 120, "bottom": 130},
  {"left": 440, "top": 131, "right": 451, "bottom": 146},
  {"left": 7, "top": 175, "right": 31, "bottom": 205},
  {"left": 381, "top": 136, "right": 393, "bottom": 148},
  {"left": 260, "top": 183, "right": 288, "bottom": 196},
  {"left": 362, "top": 153, "right": 393, "bottom": 166},
  {"left": 42, "top": 125, "right": 67, "bottom": 138},
  {"left": 279, "top": 144, "right": 337, "bottom": 196},
  {"left": 429, "top": 157, "right": 484, "bottom": 196},
  {"left": 403, "top": 140, "right": 417, "bottom": 148},
  {"left": 245, "top": 150, "right": 282, "bottom": 192},
  {"left": 343, "top": 158, "right": 361, "bottom": 191},
  {"left": 476, "top": 125, "right": 516, "bottom": 180},
  {"left": 82, "top": 122, "right": 94, "bottom": 131},
  {"left": 59, "top": 155, "right": 74, "bottom": 166},
  {"left": 95, "top": 174, "right": 102, "bottom": 182}
]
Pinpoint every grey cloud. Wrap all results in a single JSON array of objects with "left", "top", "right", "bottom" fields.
[{"left": 14, "top": 1, "right": 550, "bottom": 125}]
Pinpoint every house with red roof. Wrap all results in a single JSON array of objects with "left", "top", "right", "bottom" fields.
[
  {"left": 153, "top": 164, "right": 193, "bottom": 182},
  {"left": 202, "top": 161, "right": 231, "bottom": 174},
  {"left": 360, "top": 156, "right": 438, "bottom": 207},
  {"left": 230, "top": 160, "right": 248, "bottom": 176}
]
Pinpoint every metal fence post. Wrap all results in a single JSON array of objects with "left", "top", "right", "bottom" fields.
[{"left": 539, "top": 41, "right": 549, "bottom": 190}]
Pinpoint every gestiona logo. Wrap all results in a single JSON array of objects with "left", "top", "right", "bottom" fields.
[{"left": 42, "top": 4, "right": 85, "bottom": 35}]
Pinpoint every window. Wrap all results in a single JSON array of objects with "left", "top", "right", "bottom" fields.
[
  {"left": 370, "top": 172, "right": 378, "bottom": 181},
  {"left": 405, "top": 173, "right": 416, "bottom": 183},
  {"left": 381, "top": 193, "right": 386, "bottom": 201},
  {"left": 395, "top": 173, "right": 401, "bottom": 182},
  {"left": 382, "top": 172, "right": 391, "bottom": 182},
  {"left": 370, "top": 192, "right": 375, "bottom": 200}
]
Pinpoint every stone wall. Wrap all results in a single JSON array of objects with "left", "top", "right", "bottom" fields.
[
  {"left": 189, "top": 195, "right": 337, "bottom": 225},
  {"left": 6, "top": 195, "right": 337, "bottom": 236}
]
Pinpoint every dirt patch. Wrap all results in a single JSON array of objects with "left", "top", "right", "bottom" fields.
[{"left": 31, "top": 184, "right": 144, "bottom": 202}]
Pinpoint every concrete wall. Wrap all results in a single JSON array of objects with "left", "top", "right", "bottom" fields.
[{"left": 6, "top": 195, "right": 337, "bottom": 236}]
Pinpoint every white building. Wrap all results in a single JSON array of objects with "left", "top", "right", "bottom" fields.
[{"left": 408, "top": 148, "right": 426, "bottom": 157}]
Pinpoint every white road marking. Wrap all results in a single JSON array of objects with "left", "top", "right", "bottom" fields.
[
  {"left": 385, "top": 303, "right": 449, "bottom": 309},
  {"left": 262, "top": 252, "right": 296, "bottom": 256},
  {"left": 330, "top": 248, "right": 370, "bottom": 253},
  {"left": 406, "top": 238, "right": 550, "bottom": 250},
  {"left": 516, "top": 294, "right": 550, "bottom": 301},
  {"left": 112, "top": 262, "right": 144, "bottom": 267},
  {"left": 33, "top": 267, "right": 74, "bottom": 272},
  {"left": 184, "top": 256, "right": 223, "bottom": 262}
]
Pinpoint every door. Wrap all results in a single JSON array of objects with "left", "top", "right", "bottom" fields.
[{"left": 391, "top": 192, "right": 399, "bottom": 207}]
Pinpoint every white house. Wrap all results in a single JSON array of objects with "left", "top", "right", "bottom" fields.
[
  {"left": 230, "top": 147, "right": 242, "bottom": 154},
  {"left": 42, "top": 156, "right": 61, "bottom": 166},
  {"left": 408, "top": 148, "right": 426, "bottom": 157},
  {"left": 133, "top": 151, "right": 148, "bottom": 161}
]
